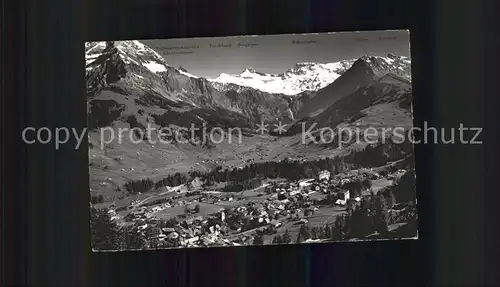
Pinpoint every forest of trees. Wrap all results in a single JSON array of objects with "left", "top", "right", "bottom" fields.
[
  {"left": 123, "top": 173, "right": 190, "bottom": 195},
  {"left": 121, "top": 150, "right": 414, "bottom": 198},
  {"left": 193, "top": 157, "right": 357, "bottom": 184},
  {"left": 155, "top": 173, "right": 189, "bottom": 189},
  {"left": 272, "top": 229, "right": 292, "bottom": 244},
  {"left": 91, "top": 206, "right": 185, "bottom": 250},
  {"left": 124, "top": 178, "right": 155, "bottom": 195},
  {"left": 90, "top": 194, "right": 104, "bottom": 204},
  {"left": 253, "top": 233, "right": 264, "bottom": 245},
  {"left": 337, "top": 178, "right": 372, "bottom": 198},
  {"left": 390, "top": 169, "right": 416, "bottom": 203},
  {"left": 125, "top": 115, "right": 148, "bottom": 140},
  {"left": 267, "top": 189, "right": 414, "bottom": 245},
  {"left": 221, "top": 178, "right": 263, "bottom": 193},
  {"left": 283, "top": 192, "right": 397, "bottom": 244},
  {"left": 346, "top": 140, "right": 413, "bottom": 167},
  {"left": 376, "top": 168, "right": 416, "bottom": 208},
  {"left": 90, "top": 206, "right": 149, "bottom": 250},
  {"left": 196, "top": 148, "right": 411, "bottom": 186},
  {"left": 122, "top": 157, "right": 354, "bottom": 195},
  {"left": 87, "top": 100, "right": 125, "bottom": 131}
]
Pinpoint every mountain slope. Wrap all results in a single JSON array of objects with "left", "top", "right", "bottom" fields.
[
  {"left": 209, "top": 55, "right": 410, "bottom": 97},
  {"left": 86, "top": 41, "right": 304, "bottom": 126},
  {"left": 224, "top": 89, "right": 296, "bottom": 124},
  {"left": 291, "top": 55, "right": 411, "bottom": 119},
  {"left": 360, "top": 54, "right": 411, "bottom": 80},
  {"left": 86, "top": 41, "right": 257, "bottom": 133},
  {"left": 313, "top": 73, "right": 412, "bottom": 130},
  {"left": 286, "top": 71, "right": 413, "bottom": 139},
  {"left": 294, "top": 58, "right": 377, "bottom": 119},
  {"left": 86, "top": 41, "right": 242, "bottom": 111}
]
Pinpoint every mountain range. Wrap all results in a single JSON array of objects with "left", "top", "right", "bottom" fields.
[
  {"left": 209, "top": 54, "right": 410, "bottom": 96},
  {"left": 85, "top": 40, "right": 413, "bottom": 197},
  {"left": 86, "top": 40, "right": 411, "bottom": 124}
]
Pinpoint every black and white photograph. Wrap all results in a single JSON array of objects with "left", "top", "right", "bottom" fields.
[{"left": 86, "top": 30, "right": 417, "bottom": 252}]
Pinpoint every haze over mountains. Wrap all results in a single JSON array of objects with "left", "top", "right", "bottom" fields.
[{"left": 85, "top": 40, "right": 413, "bottom": 197}]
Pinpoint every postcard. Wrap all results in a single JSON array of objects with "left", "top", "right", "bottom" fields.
[{"left": 86, "top": 30, "right": 417, "bottom": 251}]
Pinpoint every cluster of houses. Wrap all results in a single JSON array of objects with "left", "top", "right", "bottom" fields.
[
  {"left": 117, "top": 206, "right": 233, "bottom": 248},
  {"left": 112, "top": 189, "right": 320, "bottom": 248},
  {"left": 102, "top": 166, "right": 403, "bottom": 249},
  {"left": 268, "top": 170, "right": 355, "bottom": 206},
  {"left": 123, "top": 196, "right": 201, "bottom": 222},
  {"left": 315, "top": 169, "right": 388, "bottom": 203},
  {"left": 268, "top": 167, "right": 390, "bottom": 207}
]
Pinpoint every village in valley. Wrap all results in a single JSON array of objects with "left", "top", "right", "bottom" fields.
[{"left": 92, "top": 155, "right": 417, "bottom": 250}]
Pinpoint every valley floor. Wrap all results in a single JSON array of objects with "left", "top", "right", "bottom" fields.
[{"left": 88, "top": 132, "right": 341, "bottom": 199}]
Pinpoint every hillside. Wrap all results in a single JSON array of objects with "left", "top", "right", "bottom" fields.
[
  {"left": 294, "top": 59, "right": 377, "bottom": 119},
  {"left": 285, "top": 58, "right": 413, "bottom": 136},
  {"left": 86, "top": 41, "right": 308, "bottom": 128}
]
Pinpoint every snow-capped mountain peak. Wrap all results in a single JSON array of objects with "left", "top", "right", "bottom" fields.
[
  {"left": 357, "top": 54, "right": 411, "bottom": 79},
  {"left": 85, "top": 40, "right": 181, "bottom": 102},
  {"left": 178, "top": 66, "right": 199, "bottom": 79},
  {"left": 240, "top": 68, "right": 260, "bottom": 78},
  {"left": 209, "top": 55, "right": 411, "bottom": 95},
  {"left": 209, "top": 60, "right": 357, "bottom": 96},
  {"left": 85, "top": 40, "right": 223, "bottom": 108},
  {"left": 85, "top": 40, "right": 171, "bottom": 74}
]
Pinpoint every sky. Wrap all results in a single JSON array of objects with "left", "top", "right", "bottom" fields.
[{"left": 141, "top": 30, "right": 411, "bottom": 79}]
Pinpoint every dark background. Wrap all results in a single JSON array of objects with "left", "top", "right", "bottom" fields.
[{"left": 2, "top": 0, "right": 498, "bottom": 285}]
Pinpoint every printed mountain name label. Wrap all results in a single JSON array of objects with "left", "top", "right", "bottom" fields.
[
  {"left": 158, "top": 45, "right": 199, "bottom": 55},
  {"left": 164, "top": 50, "right": 194, "bottom": 55},
  {"left": 160, "top": 45, "right": 200, "bottom": 50},
  {"left": 292, "top": 40, "right": 317, "bottom": 44},
  {"left": 237, "top": 43, "right": 258, "bottom": 48},
  {"left": 209, "top": 43, "right": 232, "bottom": 48}
]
